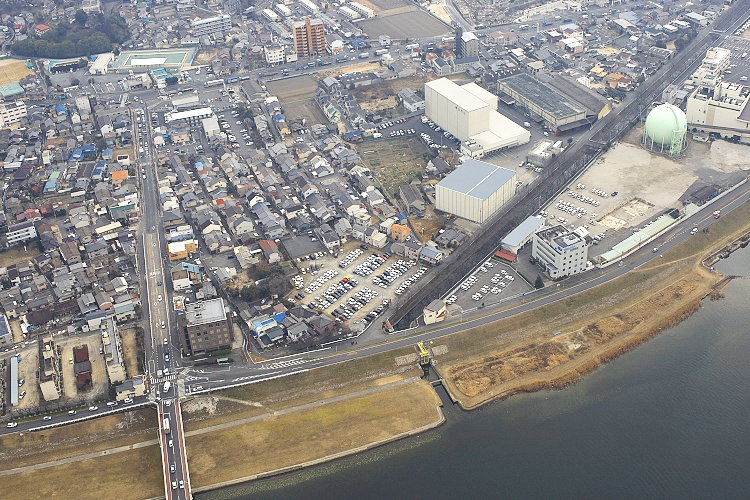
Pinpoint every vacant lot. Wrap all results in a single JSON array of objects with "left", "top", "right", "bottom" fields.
[
  {"left": 357, "top": 137, "right": 431, "bottom": 197},
  {"left": 58, "top": 336, "right": 107, "bottom": 401},
  {"left": 0, "top": 246, "right": 40, "bottom": 268},
  {"left": 0, "top": 59, "right": 32, "bottom": 86},
  {"left": 360, "top": 11, "right": 449, "bottom": 39},
  {"left": 0, "top": 446, "right": 163, "bottom": 500},
  {"left": 283, "top": 98, "right": 328, "bottom": 126},
  {"left": 265, "top": 75, "right": 318, "bottom": 104},
  {"left": 119, "top": 327, "right": 142, "bottom": 377},
  {"left": 187, "top": 381, "right": 442, "bottom": 488}
]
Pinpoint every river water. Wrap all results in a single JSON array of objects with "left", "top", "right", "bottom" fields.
[{"left": 199, "top": 246, "right": 750, "bottom": 500}]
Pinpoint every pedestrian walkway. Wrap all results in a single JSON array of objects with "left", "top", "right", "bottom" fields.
[{"left": 260, "top": 358, "right": 309, "bottom": 370}]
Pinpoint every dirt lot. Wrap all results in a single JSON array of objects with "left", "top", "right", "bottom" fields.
[
  {"left": 0, "top": 246, "right": 40, "bottom": 268},
  {"left": 13, "top": 346, "right": 40, "bottom": 411},
  {"left": 409, "top": 205, "right": 445, "bottom": 241},
  {"left": 119, "top": 327, "right": 142, "bottom": 377},
  {"left": 356, "top": 136, "right": 431, "bottom": 197},
  {"left": 58, "top": 336, "right": 107, "bottom": 401},
  {"left": 283, "top": 98, "right": 328, "bottom": 126},
  {"left": 367, "top": 0, "right": 412, "bottom": 10},
  {"left": 186, "top": 380, "right": 442, "bottom": 488},
  {"left": 0, "top": 59, "right": 32, "bottom": 86},
  {"left": 437, "top": 199, "right": 750, "bottom": 409},
  {"left": 265, "top": 75, "right": 319, "bottom": 103},
  {"left": 359, "top": 10, "right": 450, "bottom": 39}
]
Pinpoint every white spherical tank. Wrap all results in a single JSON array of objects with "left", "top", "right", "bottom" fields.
[{"left": 642, "top": 103, "right": 687, "bottom": 157}]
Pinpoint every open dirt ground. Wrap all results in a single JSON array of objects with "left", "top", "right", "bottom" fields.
[
  {"left": 58, "top": 336, "right": 107, "bottom": 401},
  {"left": 119, "top": 327, "right": 141, "bottom": 377},
  {"left": 265, "top": 75, "right": 318, "bottom": 103},
  {"left": 438, "top": 198, "right": 750, "bottom": 409},
  {"left": 359, "top": 11, "right": 449, "bottom": 39},
  {"left": 0, "top": 246, "right": 40, "bottom": 268},
  {"left": 0, "top": 59, "right": 32, "bottom": 86}
]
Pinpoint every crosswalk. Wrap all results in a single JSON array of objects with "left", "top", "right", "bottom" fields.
[
  {"left": 150, "top": 373, "right": 179, "bottom": 384},
  {"left": 261, "top": 358, "right": 309, "bottom": 370}
]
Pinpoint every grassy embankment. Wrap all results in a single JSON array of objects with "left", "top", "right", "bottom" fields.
[
  {"left": 437, "top": 198, "right": 750, "bottom": 409},
  {"left": 0, "top": 409, "right": 163, "bottom": 500}
]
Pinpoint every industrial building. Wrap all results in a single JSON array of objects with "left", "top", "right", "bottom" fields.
[
  {"left": 532, "top": 225, "right": 590, "bottom": 279},
  {"left": 425, "top": 78, "right": 530, "bottom": 159},
  {"left": 501, "top": 215, "right": 546, "bottom": 254},
  {"left": 165, "top": 107, "right": 214, "bottom": 126},
  {"left": 178, "top": 297, "right": 233, "bottom": 355},
  {"left": 685, "top": 47, "right": 750, "bottom": 143},
  {"left": 89, "top": 52, "right": 114, "bottom": 75},
  {"left": 497, "top": 73, "right": 590, "bottom": 134},
  {"left": 191, "top": 14, "right": 232, "bottom": 37},
  {"left": 436, "top": 159, "right": 517, "bottom": 223},
  {"left": 0, "top": 100, "right": 27, "bottom": 128},
  {"left": 294, "top": 17, "right": 327, "bottom": 57}
]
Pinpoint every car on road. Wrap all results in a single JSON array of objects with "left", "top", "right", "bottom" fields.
[
  {"left": 170, "top": 464, "right": 176, "bottom": 473},
  {"left": 89, "top": 406, "right": 98, "bottom": 411},
  {"left": 690, "top": 227, "right": 698, "bottom": 234},
  {"left": 161, "top": 321, "right": 166, "bottom": 329},
  {"left": 158, "top": 294, "right": 163, "bottom": 302},
  {"left": 171, "top": 481, "right": 177, "bottom": 490},
  {"left": 6, "top": 422, "right": 17, "bottom": 428},
  {"left": 163, "top": 337, "right": 168, "bottom": 344},
  {"left": 168, "top": 439, "right": 173, "bottom": 448},
  {"left": 43, "top": 416, "right": 52, "bottom": 421},
  {"left": 165, "top": 354, "right": 170, "bottom": 362},
  {"left": 179, "top": 480, "right": 184, "bottom": 489},
  {"left": 106, "top": 401, "right": 118, "bottom": 407},
  {"left": 157, "top": 280, "right": 162, "bottom": 286},
  {"left": 68, "top": 410, "right": 77, "bottom": 415},
  {"left": 124, "top": 398, "right": 133, "bottom": 404}
]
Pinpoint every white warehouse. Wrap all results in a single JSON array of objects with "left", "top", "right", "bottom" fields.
[
  {"left": 436, "top": 159, "right": 517, "bottom": 223},
  {"left": 424, "top": 78, "right": 530, "bottom": 159}
]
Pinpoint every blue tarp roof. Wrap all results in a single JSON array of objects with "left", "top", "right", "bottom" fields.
[{"left": 273, "top": 312, "right": 287, "bottom": 323}]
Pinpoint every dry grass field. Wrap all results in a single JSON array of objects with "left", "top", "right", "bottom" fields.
[{"left": 0, "top": 59, "right": 32, "bottom": 86}]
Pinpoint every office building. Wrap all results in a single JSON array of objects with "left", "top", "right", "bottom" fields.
[
  {"left": 436, "top": 159, "right": 517, "bottom": 223},
  {"left": 192, "top": 14, "right": 231, "bottom": 37},
  {"left": 0, "top": 100, "right": 27, "bottom": 128},
  {"left": 532, "top": 225, "right": 590, "bottom": 279},
  {"left": 294, "top": 17, "right": 327, "bottom": 57},
  {"left": 425, "top": 78, "right": 530, "bottom": 158},
  {"left": 178, "top": 298, "right": 233, "bottom": 355}
]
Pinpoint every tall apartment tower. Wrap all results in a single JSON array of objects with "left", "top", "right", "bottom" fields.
[
  {"left": 460, "top": 31, "right": 480, "bottom": 58},
  {"left": 293, "top": 17, "right": 327, "bottom": 57}
]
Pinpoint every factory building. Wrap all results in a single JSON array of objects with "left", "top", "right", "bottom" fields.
[
  {"left": 436, "top": 159, "right": 517, "bottom": 223},
  {"left": 497, "top": 73, "right": 589, "bottom": 134},
  {"left": 685, "top": 47, "right": 750, "bottom": 143},
  {"left": 425, "top": 78, "right": 530, "bottom": 159},
  {"left": 532, "top": 225, "right": 590, "bottom": 279},
  {"left": 294, "top": 17, "right": 327, "bottom": 57},
  {"left": 191, "top": 14, "right": 231, "bottom": 37}
]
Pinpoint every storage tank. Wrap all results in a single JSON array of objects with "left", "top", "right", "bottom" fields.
[{"left": 642, "top": 103, "right": 687, "bottom": 157}]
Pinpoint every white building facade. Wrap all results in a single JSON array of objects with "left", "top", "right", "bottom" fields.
[
  {"left": 436, "top": 159, "right": 516, "bottom": 223},
  {"left": 0, "top": 101, "right": 27, "bottom": 128},
  {"left": 532, "top": 225, "right": 589, "bottom": 279},
  {"left": 192, "top": 14, "right": 231, "bottom": 37}
]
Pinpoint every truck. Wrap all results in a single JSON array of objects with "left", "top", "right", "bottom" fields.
[
  {"left": 163, "top": 381, "right": 172, "bottom": 393},
  {"left": 374, "top": 49, "right": 388, "bottom": 55},
  {"left": 163, "top": 417, "right": 171, "bottom": 434},
  {"left": 358, "top": 52, "right": 370, "bottom": 59}
]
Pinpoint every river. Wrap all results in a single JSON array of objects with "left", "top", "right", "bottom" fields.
[{"left": 198, "top": 246, "right": 750, "bottom": 500}]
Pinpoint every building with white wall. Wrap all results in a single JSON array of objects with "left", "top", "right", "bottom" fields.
[
  {"left": 5, "top": 221, "right": 37, "bottom": 246},
  {"left": 425, "top": 78, "right": 530, "bottom": 159},
  {"left": 349, "top": 2, "right": 375, "bottom": 17},
  {"left": 0, "top": 101, "right": 26, "bottom": 128},
  {"left": 436, "top": 159, "right": 517, "bottom": 223},
  {"left": 532, "top": 225, "right": 589, "bottom": 279},
  {"left": 192, "top": 14, "right": 231, "bottom": 37},
  {"left": 265, "top": 44, "right": 285, "bottom": 65}
]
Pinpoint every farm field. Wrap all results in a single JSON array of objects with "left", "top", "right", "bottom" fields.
[{"left": 357, "top": 137, "right": 431, "bottom": 198}]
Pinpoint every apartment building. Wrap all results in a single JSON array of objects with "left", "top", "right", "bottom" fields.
[
  {"left": 0, "top": 101, "right": 27, "bottom": 128},
  {"left": 39, "top": 335, "right": 62, "bottom": 401},
  {"left": 6, "top": 221, "right": 38, "bottom": 246},
  {"left": 102, "top": 318, "right": 126, "bottom": 383},
  {"left": 192, "top": 14, "right": 231, "bottom": 37},
  {"left": 293, "top": 17, "right": 327, "bottom": 57}
]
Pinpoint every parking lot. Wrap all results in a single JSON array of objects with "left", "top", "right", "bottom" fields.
[
  {"left": 286, "top": 242, "right": 432, "bottom": 327},
  {"left": 442, "top": 257, "right": 533, "bottom": 311}
]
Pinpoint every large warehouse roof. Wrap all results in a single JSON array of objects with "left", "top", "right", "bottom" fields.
[
  {"left": 499, "top": 73, "right": 585, "bottom": 120},
  {"left": 426, "top": 78, "right": 487, "bottom": 112},
  {"left": 438, "top": 159, "right": 516, "bottom": 200}
]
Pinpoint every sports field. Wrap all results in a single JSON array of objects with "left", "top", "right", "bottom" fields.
[
  {"left": 112, "top": 48, "right": 197, "bottom": 70},
  {"left": 0, "top": 59, "right": 32, "bottom": 86}
]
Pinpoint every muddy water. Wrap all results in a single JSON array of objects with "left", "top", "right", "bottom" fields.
[{"left": 199, "top": 246, "right": 750, "bottom": 500}]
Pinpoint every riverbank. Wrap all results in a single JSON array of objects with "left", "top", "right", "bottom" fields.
[
  {"left": 186, "top": 379, "right": 444, "bottom": 492},
  {"left": 437, "top": 199, "right": 750, "bottom": 409}
]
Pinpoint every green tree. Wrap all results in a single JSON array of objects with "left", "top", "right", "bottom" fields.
[
  {"left": 534, "top": 275, "right": 544, "bottom": 289},
  {"left": 74, "top": 10, "right": 88, "bottom": 26}
]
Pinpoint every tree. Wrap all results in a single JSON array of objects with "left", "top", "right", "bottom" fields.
[
  {"left": 566, "top": 137, "right": 573, "bottom": 145},
  {"left": 74, "top": 9, "right": 88, "bottom": 26},
  {"left": 534, "top": 275, "right": 544, "bottom": 289}
]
